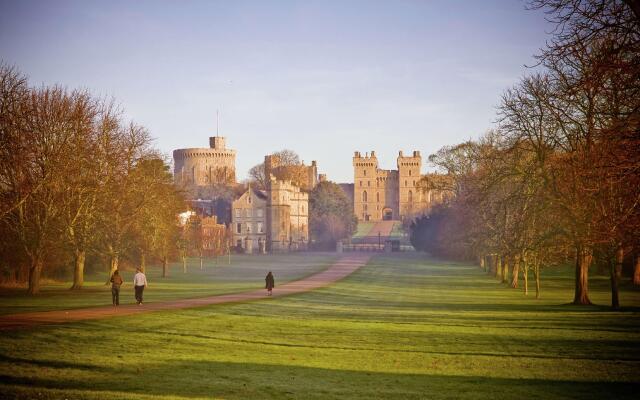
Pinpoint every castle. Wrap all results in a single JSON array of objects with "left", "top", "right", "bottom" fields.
[
  {"left": 173, "top": 135, "right": 448, "bottom": 252},
  {"left": 173, "top": 136, "right": 236, "bottom": 186},
  {"left": 173, "top": 137, "right": 312, "bottom": 253},
  {"left": 352, "top": 150, "right": 446, "bottom": 222}
]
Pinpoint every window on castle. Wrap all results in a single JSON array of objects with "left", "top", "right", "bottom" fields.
[
  {"left": 362, "top": 191, "right": 368, "bottom": 202},
  {"left": 364, "top": 170, "right": 367, "bottom": 176},
  {"left": 257, "top": 208, "right": 263, "bottom": 218},
  {"left": 235, "top": 209, "right": 240, "bottom": 218},
  {"left": 408, "top": 190, "right": 413, "bottom": 202},
  {"left": 359, "top": 181, "right": 362, "bottom": 187},
  {"left": 257, "top": 222, "right": 264, "bottom": 233},
  {"left": 245, "top": 209, "right": 251, "bottom": 218},
  {"left": 405, "top": 180, "right": 407, "bottom": 187},
  {"left": 246, "top": 223, "right": 252, "bottom": 233},
  {"left": 247, "top": 195, "right": 251, "bottom": 204},
  {"left": 376, "top": 192, "right": 380, "bottom": 202},
  {"left": 236, "top": 223, "right": 242, "bottom": 234},
  {"left": 409, "top": 170, "right": 412, "bottom": 176}
]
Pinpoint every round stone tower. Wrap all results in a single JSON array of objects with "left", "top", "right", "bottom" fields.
[{"left": 173, "top": 136, "right": 236, "bottom": 186}]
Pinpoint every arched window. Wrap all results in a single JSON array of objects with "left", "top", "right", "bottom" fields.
[
  {"left": 409, "top": 170, "right": 412, "bottom": 176},
  {"left": 408, "top": 190, "right": 413, "bottom": 202},
  {"left": 376, "top": 192, "right": 380, "bottom": 202},
  {"left": 364, "top": 170, "right": 367, "bottom": 176},
  {"left": 362, "top": 190, "right": 368, "bottom": 202}
]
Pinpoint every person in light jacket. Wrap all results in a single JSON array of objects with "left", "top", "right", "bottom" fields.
[{"left": 133, "top": 267, "right": 148, "bottom": 305}]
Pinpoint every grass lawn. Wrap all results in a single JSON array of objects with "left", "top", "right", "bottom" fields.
[
  {"left": 0, "top": 253, "right": 639, "bottom": 399},
  {"left": 352, "top": 222, "right": 374, "bottom": 238},
  {"left": 0, "top": 253, "right": 339, "bottom": 315}
]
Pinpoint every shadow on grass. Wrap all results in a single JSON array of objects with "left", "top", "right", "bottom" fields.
[
  {"left": 0, "top": 354, "right": 114, "bottom": 372},
  {"left": 0, "top": 360, "right": 638, "bottom": 400}
]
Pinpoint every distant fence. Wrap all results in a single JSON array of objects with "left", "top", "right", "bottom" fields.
[{"left": 342, "top": 243, "right": 415, "bottom": 252}]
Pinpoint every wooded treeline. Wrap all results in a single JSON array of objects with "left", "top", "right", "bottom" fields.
[
  {"left": 0, "top": 64, "right": 186, "bottom": 294},
  {"left": 411, "top": 0, "right": 640, "bottom": 307}
]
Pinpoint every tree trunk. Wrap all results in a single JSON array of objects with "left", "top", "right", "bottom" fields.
[
  {"left": 140, "top": 251, "right": 146, "bottom": 273},
  {"left": 573, "top": 245, "right": 592, "bottom": 305},
  {"left": 182, "top": 255, "right": 187, "bottom": 273},
  {"left": 501, "top": 255, "right": 509, "bottom": 284},
  {"left": 510, "top": 256, "right": 520, "bottom": 289},
  {"left": 633, "top": 254, "right": 640, "bottom": 286},
  {"left": 27, "top": 255, "right": 43, "bottom": 295},
  {"left": 200, "top": 250, "right": 203, "bottom": 270},
  {"left": 106, "top": 253, "right": 119, "bottom": 284},
  {"left": 534, "top": 261, "right": 540, "bottom": 299},
  {"left": 162, "top": 255, "right": 169, "bottom": 278},
  {"left": 611, "top": 246, "right": 623, "bottom": 309},
  {"left": 523, "top": 262, "right": 528, "bottom": 295},
  {"left": 495, "top": 255, "right": 502, "bottom": 280},
  {"left": 479, "top": 255, "right": 485, "bottom": 271},
  {"left": 70, "top": 249, "right": 86, "bottom": 290}
]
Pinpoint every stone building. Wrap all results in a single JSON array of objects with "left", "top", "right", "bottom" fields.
[
  {"left": 353, "top": 150, "right": 448, "bottom": 222},
  {"left": 231, "top": 187, "right": 267, "bottom": 254},
  {"left": 232, "top": 176, "right": 309, "bottom": 253},
  {"left": 173, "top": 136, "right": 236, "bottom": 186}
]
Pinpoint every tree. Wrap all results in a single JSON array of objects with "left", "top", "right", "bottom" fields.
[
  {"left": 1, "top": 85, "right": 95, "bottom": 294},
  {"left": 309, "top": 181, "right": 357, "bottom": 249},
  {"left": 248, "top": 163, "right": 267, "bottom": 190}
]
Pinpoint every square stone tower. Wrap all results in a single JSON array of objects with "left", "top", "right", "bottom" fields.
[{"left": 397, "top": 150, "right": 422, "bottom": 219}]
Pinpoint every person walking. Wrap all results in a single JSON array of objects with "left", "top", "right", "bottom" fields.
[
  {"left": 133, "top": 267, "right": 148, "bottom": 305},
  {"left": 265, "top": 271, "right": 275, "bottom": 296},
  {"left": 110, "top": 270, "right": 124, "bottom": 306}
]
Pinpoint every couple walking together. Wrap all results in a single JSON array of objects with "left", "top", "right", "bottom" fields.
[{"left": 109, "top": 267, "right": 148, "bottom": 306}]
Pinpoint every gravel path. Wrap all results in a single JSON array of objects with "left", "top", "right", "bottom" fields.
[{"left": 0, "top": 254, "right": 371, "bottom": 331}]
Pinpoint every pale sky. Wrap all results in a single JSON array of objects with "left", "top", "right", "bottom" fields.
[{"left": 0, "top": 0, "right": 550, "bottom": 182}]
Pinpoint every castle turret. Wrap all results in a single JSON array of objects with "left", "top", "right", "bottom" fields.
[
  {"left": 173, "top": 136, "right": 236, "bottom": 186},
  {"left": 209, "top": 136, "right": 226, "bottom": 150},
  {"left": 353, "top": 150, "right": 379, "bottom": 221},
  {"left": 397, "top": 150, "right": 422, "bottom": 220}
]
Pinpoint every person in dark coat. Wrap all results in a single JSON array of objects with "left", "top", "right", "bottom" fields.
[
  {"left": 110, "top": 270, "right": 124, "bottom": 306},
  {"left": 265, "top": 271, "right": 275, "bottom": 296}
]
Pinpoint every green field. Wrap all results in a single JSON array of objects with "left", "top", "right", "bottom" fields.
[
  {"left": 0, "top": 253, "right": 338, "bottom": 315},
  {"left": 353, "top": 222, "right": 374, "bottom": 238},
  {"left": 1, "top": 253, "right": 639, "bottom": 399}
]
